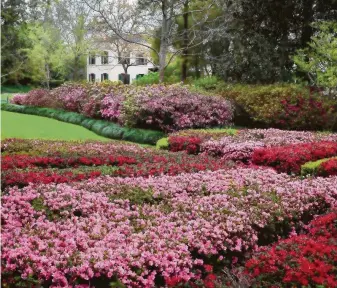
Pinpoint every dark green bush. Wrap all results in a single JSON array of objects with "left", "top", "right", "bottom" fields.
[{"left": 1, "top": 104, "right": 164, "bottom": 145}]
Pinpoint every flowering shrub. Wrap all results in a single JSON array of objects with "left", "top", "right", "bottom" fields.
[
  {"left": 202, "top": 138, "right": 265, "bottom": 162},
  {"left": 21, "top": 89, "right": 58, "bottom": 108},
  {"left": 125, "top": 85, "right": 234, "bottom": 132},
  {"left": 100, "top": 93, "right": 125, "bottom": 123},
  {"left": 245, "top": 211, "right": 337, "bottom": 287},
  {"left": 168, "top": 136, "right": 202, "bottom": 154},
  {"left": 252, "top": 141, "right": 337, "bottom": 174},
  {"left": 217, "top": 83, "right": 336, "bottom": 130},
  {"left": 2, "top": 167, "right": 337, "bottom": 287},
  {"left": 10, "top": 93, "right": 27, "bottom": 105},
  {"left": 277, "top": 96, "right": 336, "bottom": 130},
  {"left": 318, "top": 158, "right": 337, "bottom": 177},
  {"left": 1, "top": 140, "right": 233, "bottom": 188},
  {"left": 51, "top": 84, "right": 88, "bottom": 113}
]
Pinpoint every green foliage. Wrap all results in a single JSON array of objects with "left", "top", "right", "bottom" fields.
[
  {"left": 1, "top": 103, "right": 164, "bottom": 144},
  {"left": 108, "top": 187, "right": 159, "bottom": 206},
  {"left": 156, "top": 137, "right": 169, "bottom": 150},
  {"left": 172, "top": 128, "right": 238, "bottom": 139},
  {"left": 294, "top": 21, "right": 337, "bottom": 92},
  {"left": 1, "top": 85, "right": 32, "bottom": 93},
  {"left": 24, "top": 23, "right": 68, "bottom": 87},
  {"left": 193, "top": 76, "right": 219, "bottom": 91},
  {"left": 134, "top": 60, "right": 182, "bottom": 86},
  {"left": 301, "top": 157, "right": 337, "bottom": 176}
]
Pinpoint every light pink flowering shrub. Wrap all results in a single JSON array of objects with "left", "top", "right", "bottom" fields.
[
  {"left": 100, "top": 93, "right": 125, "bottom": 123},
  {"left": 125, "top": 85, "right": 234, "bottom": 132},
  {"left": 10, "top": 94, "right": 27, "bottom": 105},
  {"left": 2, "top": 167, "right": 337, "bottom": 287},
  {"left": 201, "top": 129, "right": 337, "bottom": 162}
]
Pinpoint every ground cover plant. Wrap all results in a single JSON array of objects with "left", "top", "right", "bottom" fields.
[
  {"left": 1, "top": 139, "right": 231, "bottom": 189},
  {"left": 2, "top": 129, "right": 337, "bottom": 287}
]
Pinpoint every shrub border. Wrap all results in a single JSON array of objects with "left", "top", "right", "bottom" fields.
[{"left": 1, "top": 103, "right": 164, "bottom": 145}]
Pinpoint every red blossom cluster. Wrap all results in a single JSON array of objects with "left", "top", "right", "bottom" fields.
[
  {"left": 245, "top": 211, "right": 337, "bottom": 287},
  {"left": 168, "top": 136, "right": 202, "bottom": 154},
  {"left": 277, "top": 96, "right": 335, "bottom": 130},
  {"left": 318, "top": 158, "right": 337, "bottom": 177},
  {"left": 252, "top": 141, "right": 337, "bottom": 174},
  {"left": 165, "top": 264, "right": 218, "bottom": 288},
  {"left": 2, "top": 170, "right": 101, "bottom": 188},
  {"left": 2, "top": 152, "right": 230, "bottom": 188}
]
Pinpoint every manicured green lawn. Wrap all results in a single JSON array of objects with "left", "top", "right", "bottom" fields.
[{"left": 1, "top": 111, "right": 110, "bottom": 141}]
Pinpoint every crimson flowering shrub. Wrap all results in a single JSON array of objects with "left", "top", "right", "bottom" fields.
[
  {"left": 10, "top": 93, "right": 27, "bottom": 105},
  {"left": 2, "top": 170, "right": 102, "bottom": 188},
  {"left": 168, "top": 136, "right": 202, "bottom": 154},
  {"left": 1, "top": 155, "right": 138, "bottom": 170},
  {"left": 252, "top": 141, "right": 337, "bottom": 174},
  {"left": 276, "top": 95, "right": 336, "bottom": 130},
  {"left": 245, "top": 211, "right": 337, "bottom": 287},
  {"left": 318, "top": 158, "right": 337, "bottom": 177},
  {"left": 126, "top": 85, "right": 234, "bottom": 132}
]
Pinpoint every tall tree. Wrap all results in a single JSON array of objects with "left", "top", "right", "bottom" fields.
[
  {"left": 24, "top": 23, "right": 68, "bottom": 89},
  {"left": 54, "top": 0, "right": 93, "bottom": 81},
  {"left": 1, "top": 0, "right": 28, "bottom": 84},
  {"left": 83, "top": 0, "right": 216, "bottom": 82}
]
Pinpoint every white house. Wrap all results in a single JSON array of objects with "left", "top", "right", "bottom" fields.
[{"left": 86, "top": 48, "right": 155, "bottom": 84}]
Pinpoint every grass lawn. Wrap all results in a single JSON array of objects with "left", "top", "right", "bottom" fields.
[
  {"left": 1, "top": 111, "right": 110, "bottom": 141},
  {"left": 1, "top": 93, "right": 15, "bottom": 102}
]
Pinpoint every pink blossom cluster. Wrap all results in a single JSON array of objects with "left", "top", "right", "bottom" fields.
[
  {"left": 201, "top": 129, "right": 337, "bottom": 161},
  {"left": 100, "top": 93, "right": 125, "bottom": 123},
  {"left": 129, "top": 85, "right": 234, "bottom": 132},
  {"left": 10, "top": 93, "right": 27, "bottom": 105},
  {"left": 2, "top": 167, "right": 337, "bottom": 287}
]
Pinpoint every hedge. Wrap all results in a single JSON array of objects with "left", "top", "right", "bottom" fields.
[{"left": 1, "top": 104, "right": 164, "bottom": 145}]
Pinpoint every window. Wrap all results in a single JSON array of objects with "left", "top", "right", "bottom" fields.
[
  {"left": 89, "top": 53, "right": 96, "bottom": 65},
  {"left": 118, "top": 52, "right": 130, "bottom": 65},
  {"left": 101, "top": 73, "right": 109, "bottom": 81},
  {"left": 89, "top": 73, "right": 95, "bottom": 82},
  {"left": 136, "top": 54, "right": 147, "bottom": 65},
  {"left": 101, "top": 51, "right": 109, "bottom": 64}
]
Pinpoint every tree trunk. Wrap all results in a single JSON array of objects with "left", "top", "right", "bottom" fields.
[
  {"left": 159, "top": 0, "right": 168, "bottom": 83},
  {"left": 45, "top": 62, "right": 50, "bottom": 90},
  {"left": 301, "top": 0, "right": 314, "bottom": 47},
  {"left": 181, "top": 0, "right": 189, "bottom": 83},
  {"left": 74, "top": 56, "right": 79, "bottom": 81}
]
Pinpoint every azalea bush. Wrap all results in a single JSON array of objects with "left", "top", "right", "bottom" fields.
[
  {"left": 252, "top": 141, "right": 337, "bottom": 174},
  {"left": 168, "top": 136, "right": 202, "bottom": 154},
  {"left": 123, "top": 85, "right": 234, "bottom": 132},
  {"left": 245, "top": 211, "right": 337, "bottom": 287},
  {"left": 2, "top": 167, "right": 337, "bottom": 287},
  {"left": 9, "top": 83, "right": 234, "bottom": 132}
]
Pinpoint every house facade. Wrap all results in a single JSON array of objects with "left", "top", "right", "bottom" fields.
[{"left": 86, "top": 49, "right": 155, "bottom": 84}]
